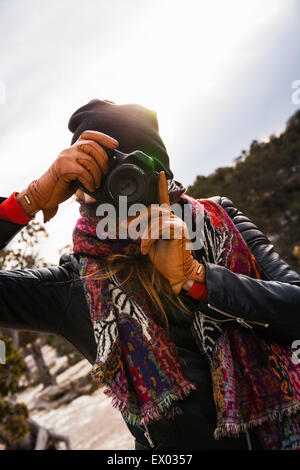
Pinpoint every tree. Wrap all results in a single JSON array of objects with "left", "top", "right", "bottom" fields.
[
  {"left": 0, "top": 336, "right": 71, "bottom": 450},
  {"left": 0, "top": 336, "right": 29, "bottom": 446}
]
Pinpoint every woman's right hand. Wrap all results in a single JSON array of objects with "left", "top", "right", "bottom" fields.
[{"left": 16, "top": 130, "right": 119, "bottom": 222}]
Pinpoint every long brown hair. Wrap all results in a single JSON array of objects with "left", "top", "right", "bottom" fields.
[{"left": 84, "top": 253, "right": 192, "bottom": 331}]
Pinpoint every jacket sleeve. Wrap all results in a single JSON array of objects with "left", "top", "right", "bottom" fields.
[
  {"left": 0, "top": 216, "right": 24, "bottom": 250},
  {"left": 203, "top": 196, "right": 300, "bottom": 345},
  {"left": 0, "top": 254, "right": 97, "bottom": 364},
  {"left": 0, "top": 263, "right": 73, "bottom": 335}
]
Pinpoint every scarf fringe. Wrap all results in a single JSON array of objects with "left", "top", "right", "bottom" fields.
[
  {"left": 214, "top": 403, "right": 300, "bottom": 440},
  {"left": 104, "top": 383, "right": 196, "bottom": 427}
]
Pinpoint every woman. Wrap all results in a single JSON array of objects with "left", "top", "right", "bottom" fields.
[{"left": 1, "top": 99, "right": 300, "bottom": 450}]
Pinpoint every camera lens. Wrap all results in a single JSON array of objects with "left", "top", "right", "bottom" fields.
[
  {"left": 118, "top": 177, "right": 137, "bottom": 196},
  {"left": 106, "top": 164, "right": 147, "bottom": 204}
]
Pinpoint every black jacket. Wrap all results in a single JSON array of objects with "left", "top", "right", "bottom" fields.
[{"left": 0, "top": 195, "right": 300, "bottom": 450}]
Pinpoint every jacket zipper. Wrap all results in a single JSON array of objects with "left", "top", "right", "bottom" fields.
[
  {"left": 137, "top": 423, "right": 155, "bottom": 448},
  {"left": 144, "top": 423, "right": 155, "bottom": 448},
  {"left": 206, "top": 303, "right": 270, "bottom": 329}
]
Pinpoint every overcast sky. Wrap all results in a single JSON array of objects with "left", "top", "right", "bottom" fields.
[{"left": 0, "top": 0, "right": 299, "bottom": 263}]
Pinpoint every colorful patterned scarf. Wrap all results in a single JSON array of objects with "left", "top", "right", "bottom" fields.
[{"left": 72, "top": 188, "right": 300, "bottom": 450}]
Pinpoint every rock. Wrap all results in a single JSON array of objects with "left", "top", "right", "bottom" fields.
[
  {"left": 36, "top": 384, "right": 70, "bottom": 402},
  {"left": 33, "top": 360, "right": 93, "bottom": 409}
]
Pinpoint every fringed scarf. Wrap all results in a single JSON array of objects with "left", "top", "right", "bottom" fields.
[{"left": 72, "top": 186, "right": 300, "bottom": 450}]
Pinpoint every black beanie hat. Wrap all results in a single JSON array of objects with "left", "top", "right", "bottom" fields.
[{"left": 68, "top": 99, "right": 173, "bottom": 179}]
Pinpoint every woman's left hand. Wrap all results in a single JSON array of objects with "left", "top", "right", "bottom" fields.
[{"left": 129, "top": 172, "right": 206, "bottom": 296}]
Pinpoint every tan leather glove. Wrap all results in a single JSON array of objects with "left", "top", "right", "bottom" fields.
[
  {"left": 128, "top": 172, "right": 206, "bottom": 295},
  {"left": 16, "top": 130, "right": 119, "bottom": 222}
]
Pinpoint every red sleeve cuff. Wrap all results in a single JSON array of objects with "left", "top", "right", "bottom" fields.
[
  {"left": 186, "top": 281, "right": 207, "bottom": 301},
  {"left": 0, "top": 192, "right": 34, "bottom": 225}
]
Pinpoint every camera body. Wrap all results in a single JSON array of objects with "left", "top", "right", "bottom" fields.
[{"left": 76, "top": 148, "right": 160, "bottom": 206}]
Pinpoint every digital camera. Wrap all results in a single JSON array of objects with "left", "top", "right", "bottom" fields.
[{"left": 76, "top": 149, "right": 160, "bottom": 207}]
